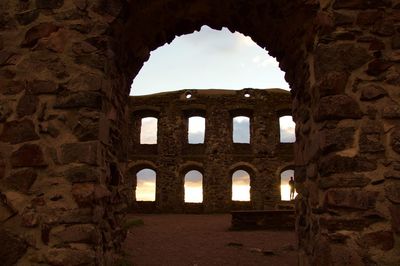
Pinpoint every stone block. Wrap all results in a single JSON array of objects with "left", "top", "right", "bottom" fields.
[
  {"left": 44, "top": 247, "right": 96, "bottom": 266},
  {"left": 4, "top": 168, "right": 37, "bottom": 193},
  {"left": 385, "top": 180, "right": 400, "bottom": 203},
  {"left": 314, "top": 95, "right": 362, "bottom": 121},
  {"left": 318, "top": 173, "right": 370, "bottom": 189},
  {"left": 319, "top": 127, "right": 355, "bottom": 153},
  {"left": 333, "top": 0, "right": 391, "bottom": 9},
  {"left": 360, "top": 85, "right": 387, "bottom": 101},
  {"left": 21, "top": 22, "right": 60, "bottom": 48},
  {"left": 315, "top": 71, "right": 349, "bottom": 97},
  {"left": 0, "top": 100, "right": 12, "bottom": 122},
  {"left": 319, "top": 155, "right": 377, "bottom": 176},
  {"left": 356, "top": 11, "right": 383, "bottom": 26},
  {"left": 15, "top": 9, "right": 40, "bottom": 25},
  {"left": 61, "top": 142, "right": 99, "bottom": 165},
  {"left": 11, "top": 144, "right": 47, "bottom": 168},
  {"left": 359, "top": 230, "right": 394, "bottom": 251},
  {"left": 72, "top": 183, "right": 94, "bottom": 206},
  {"left": 314, "top": 43, "right": 371, "bottom": 79},
  {"left": 54, "top": 91, "right": 102, "bottom": 109},
  {"left": 366, "top": 59, "right": 393, "bottom": 76},
  {"left": 389, "top": 204, "right": 400, "bottom": 234},
  {"left": 0, "top": 229, "right": 27, "bottom": 266},
  {"left": 0, "top": 119, "right": 39, "bottom": 144},
  {"left": 17, "top": 94, "right": 38, "bottom": 117},
  {"left": 28, "top": 80, "right": 59, "bottom": 94},
  {"left": 51, "top": 224, "right": 100, "bottom": 244},
  {"left": 383, "top": 105, "right": 400, "bottom": 118},
  {"left": 324, "top": 189, "right": 379, "bottom": 210},
  {"left": 391, "top": 128, "right": 400, "bottom": 154},
  {"left": 36, "top": 0, "right": 64, "bottom": 9},
  {"left": 359, "top": 133, "right": 385, "bottom": 153},
  {"left": 62, "top": 165, "right": 100, "bottom": 183}
]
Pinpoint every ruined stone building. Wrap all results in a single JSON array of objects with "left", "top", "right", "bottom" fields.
[
  {"left": 1, "top": 0, "right": 400, "bottom": 265},
  {"left": 127, "top": 89, "right": 293, "bottom": 213}
]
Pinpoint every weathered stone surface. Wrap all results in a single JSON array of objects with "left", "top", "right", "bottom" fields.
[
  {"left": 324, "top": 189, "right": 379, "bottom": 210},
  {"left": 392, "top": 34, "right": 400, "bottom": 49},
  {"left": 383, "top": 104, "right": 400, "bottom": 118},
  {"left": 360, "top": 85, "right": 387, "bottom": 101},
  {"left": 54, "top": 92, "right": 102, "bottom": 109},
  {"left": 63, "top": 165, "right": 100, "bottom": 183},
  {"left": 10, "top": 144, "right": 47, "bottom": 167},
  {"left": 315, "top": 95, "right": 362, "bottom": 121},
  {"left": 391, "top": 128, "right": 400, "bottom": 154},
  {"left": 389, "top": 204, "right": 400, "bottom": 233},
  {"left": 61, "top": 142, "right": 99, "bottom": 165},
  {"left": 15, "top": 9, "right": 40, "bottom": 25},
  {"left": 71, "top": 183, "right": 94, "bottom": 206},
  {"left": 385, "top": 170, "right": 400, "bottom": 180},
  {"left": 0, "top": 119, "right": 39, "bottom": 144},
  {"left": 385, "top": 181, "right": 400, "bottom": 203},
  {"left": 371, "top": 19, "right": 395, "bottom": 36},
  {"left": 36, "top": 0, "right": 64, "bottom": 9},
  {"left": 319, "top": 127, "right": 355, "bottom": 153},
  {"left": 0, "top": 100, "right": 12, "bottom": 122},
  {"left": 360, "top": 231, "right": 394, "bottom": 251},
  {"left": 314, "top": 43, "right": 371, "bottom": 79},
  {"left": 51, "top": 224, "right": 99, "bottom": 244},
  {"left": 21, "top": 22, "right": 60, "bottom": 48},
  {"left": 73, "top": 116, "right": 99, "bottom": 141},
  {"left": 0, "top": 229, "right": 27, "bottom": 266},
  {"left": 319, "top": 155, "right": 377, "bottom": 176},
  {"left": 44, "top": 247, "right": 96, "bottom": 266},
  {"left": 359, "top": 133, "right": 385, "bottom": 153},
  {"left": 17, "top": 94, "right": 38, "bottom": 117},
  {"left": 4, "top": 168, "right": 37, "bottom": 193},
  {"left": 318, "top": 173, "right": 370, "bottom": 189},
  {"left": 356, "top": 11, "right": 383, "bottom": 26},
  {"left": 333, "top": 0, "right": 391, "bottom": 9},
  {"left": 366, "top": 59, "right": 393, "bottom": 76},
  {"left": 315, "top": 71, "right": 349, "bottom": 97},
  {"left": 28, "top": 80, "right": 59, "bottom": 94}
]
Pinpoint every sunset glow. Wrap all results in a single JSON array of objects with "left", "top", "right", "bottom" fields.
[
  {"left": 232, "top": 170, "right": 250, "bottom": 201},
  {"left": 185, "top": 170, "right": 203, "bottom": 203},
  {"left": 136, "top": 169, "right": 156, "bottom": 201}
]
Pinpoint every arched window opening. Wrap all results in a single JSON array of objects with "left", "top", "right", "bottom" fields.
[
  {"left": 232, "top": 170, "right": 250, "bottom": 201},
  {"left": 280, "top": 169, "right": 296, "bottom": 201},
  {"left": 130, "top": 26, "right": 289, "bottom": 96},
  {"left": 184, "top": 170, "right": 203, "bottom": 203},
  {"left": 233, "top": 116, "right": 250, "bottom": 143},
  {"left": 136, "top": 168, "right": 156, "bottom": 201},
  {"left": 188, "top": 116, "right": 205, "bottom": 144},
  {"left": 140, "top": 117, "right": 158, "bottom": 144},
  {"left": 279, "top": 116, "right": 296, "bottom": 143}
]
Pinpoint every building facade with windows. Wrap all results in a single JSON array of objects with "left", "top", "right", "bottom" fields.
[{"left": 126, "top": 89, "right": 294, "bottom": 213}]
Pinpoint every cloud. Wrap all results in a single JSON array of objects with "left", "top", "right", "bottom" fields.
[
  {"left": 140, "top": 118, "right": 158, "bottom": 144},
  {"left": 233, "top": 117, "right": 250, "bottom": 143},
  {"left": 280, "top": 116, "right": 296, "bottom": 143}
]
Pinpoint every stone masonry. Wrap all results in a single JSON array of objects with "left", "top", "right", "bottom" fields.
[
  {"left": 127, "top": 89, "right": 293, "bottom": 213},
  {"left": 0, "top": 0, "right": 400, "bottom": 265}
]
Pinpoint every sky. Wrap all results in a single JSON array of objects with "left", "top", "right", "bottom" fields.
[
  {"left": 130, "top": 25, "right": 289, "bottom": 96},
  {"left": 133, "top": 25, "right": 296, "bottom": 202}
]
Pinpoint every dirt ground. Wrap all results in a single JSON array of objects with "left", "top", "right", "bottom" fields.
[{"left": 122, "top": 214, "right": 298, "bottom": 266}]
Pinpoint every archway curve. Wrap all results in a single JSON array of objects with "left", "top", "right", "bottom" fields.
[
  {"left": 229, "top": 162, "right": 258, "bottom": 177},
  {"left": 179, "top": 161, "right": 205, "bottom": 176},
  {"left": 111, "top": 0, "right": 318, "bottom": 97}
]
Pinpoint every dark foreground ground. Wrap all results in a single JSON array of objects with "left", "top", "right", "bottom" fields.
[{"left": 122, "top": 214, "right": 298, "bottom": 266}]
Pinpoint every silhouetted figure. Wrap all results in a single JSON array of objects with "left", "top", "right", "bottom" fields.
[{"left": 289, "top": 177, "right": 295, "bottom": 200}]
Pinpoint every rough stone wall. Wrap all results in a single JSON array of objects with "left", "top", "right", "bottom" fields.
[
  {"left": 127, "top": 89, "right": 294, "bottom": 213},
  {"left": 295, "top": 1, "right": 400, "bottom": 265},
  {"left": 0, "top": 0, "right": 399, "bottom": 265}
]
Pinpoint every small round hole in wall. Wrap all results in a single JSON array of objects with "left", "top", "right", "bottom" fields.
[
  {"left": 186, "top": 93, "right": 192, "bottom": 99},
  {"left": 244, "top": 93, "right": 251, "bottom": 98}
]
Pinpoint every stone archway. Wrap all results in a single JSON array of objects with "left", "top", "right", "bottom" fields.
[{"left": 0, "top": 0, "right": 399, "bottom": 265}]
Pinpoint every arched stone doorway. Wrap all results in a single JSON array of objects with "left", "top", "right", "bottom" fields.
[{"left": 0, "top": 0, "right": 398, "bottom": 265}]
